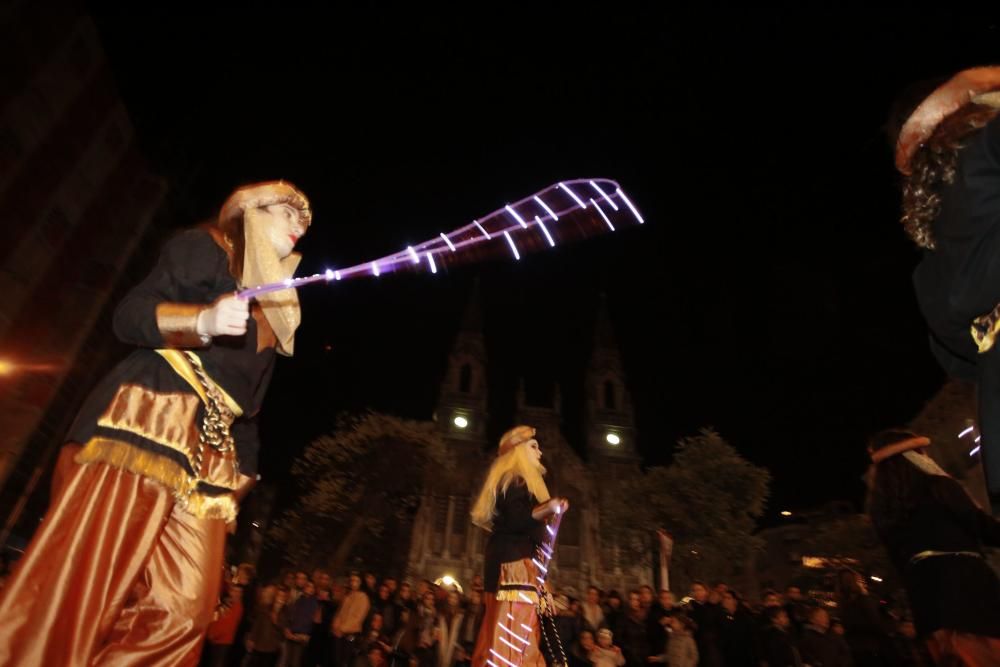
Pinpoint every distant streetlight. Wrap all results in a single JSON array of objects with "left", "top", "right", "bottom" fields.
[
  {"left": 453, "top": 415, "right": 469, "bottom": 429},
  {"left": 0, "top": 358, "right": 59, "bottom": 376},
  {"left": 434, "top": 574, "right": 464, "bottom": 593},
  {"left": 606, "top": 433, "right": 621, "bottom": 445}
]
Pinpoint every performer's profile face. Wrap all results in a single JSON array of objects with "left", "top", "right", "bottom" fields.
[
  {"left": 525, "top": 439, "right": 542, "bottom": 466},
  {"left": 259, "top": 203, "right": 306, "bottom": 258}
]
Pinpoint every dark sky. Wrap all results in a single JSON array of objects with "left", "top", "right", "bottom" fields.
[{"left": 87, "top": 4, "right": 1000, "bottom": 516}]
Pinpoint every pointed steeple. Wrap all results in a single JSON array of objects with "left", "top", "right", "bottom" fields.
[
  {"left": 584, "top": 291, "right": 638, "bottom": 463},
  {"left": 435, "top": 279, "right": 488, "bottom": 441}
]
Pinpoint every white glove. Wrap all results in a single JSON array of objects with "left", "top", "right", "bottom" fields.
[{"left": 196, "top": 293, "right": 250, "bottom": 338}]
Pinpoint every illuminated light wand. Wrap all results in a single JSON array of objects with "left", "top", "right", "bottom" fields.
[{"left": 237, "top": 178, "right": 644, "bottom": 299}]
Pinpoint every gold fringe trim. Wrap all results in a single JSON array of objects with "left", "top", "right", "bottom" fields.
[
  {"left": 495, "top": 589, "right": 539, "bottom": 604},
  {"left": 75, "top": 437, "right": 238, "bottom": 522},
  {"left": 77, "top": 436, "right": 194, "bottom": 495},
  {"left": 183, "top": 490, "right": 238, "bottom": 523}
]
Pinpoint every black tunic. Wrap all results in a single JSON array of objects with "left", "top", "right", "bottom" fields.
[
  {"left": 877, "top": 474, "right": 1000, "bottom": 638},
  {"left": 67, "top": 227, "right": 276, "bottom": 477},
  {"left": 483, "top": 483, "right": 546, "bottom": 593},
  {"left": 912, "top": 113, "right": 1000, "bottom": 493}
]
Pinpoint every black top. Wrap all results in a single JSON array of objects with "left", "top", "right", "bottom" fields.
[
  {"left": 913, "top": 113, "right": 1000, "bottom": 380},
  {"left": 68, "top": 228, "right": 277, "bottom": 474},
  {"left": 876, "top": 474, "right": 1000, "bottom": 638},
  {"left": 483, "top": 482, "right": 546, "bottom": 592},
  {"left": 912, "top": 113, "right": 1000, "bottom": 494}
]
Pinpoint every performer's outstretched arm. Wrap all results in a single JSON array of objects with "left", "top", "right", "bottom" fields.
[
  {"left": 112, "top": 229, "right": 229, "bottom": 348},
  {"left": 532, "top": 497, "right": 569, "bottom": 521}
]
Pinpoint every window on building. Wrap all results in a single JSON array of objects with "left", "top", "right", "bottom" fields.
[
  {"left": 459, "top": 363, "right": 472, "bottom": 393},
  {"left": 603, "top": 380, "right": 616, "bottom": 410},
  {"left": 431, "top": 495, "right": 449, "bottom": 555},
  {"left": 449, "top": 496, "right": 469, "bottom": 556}
]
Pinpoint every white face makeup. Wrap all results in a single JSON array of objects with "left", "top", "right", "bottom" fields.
[
  {"left": 525, "top": 438, "right": 542, "bottom": 466},
  {"left": 258, "top": 203, "right": 306, "bottom": 258}
]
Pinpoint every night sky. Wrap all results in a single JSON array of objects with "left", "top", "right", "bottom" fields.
[{"left": 86, "top": 5, "right": 1000, "bottom": 517}]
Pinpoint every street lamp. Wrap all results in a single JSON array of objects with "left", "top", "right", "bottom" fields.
[
  {"left": 434, "top": 574, "right": 464, "bottom": 593},
  {"left": 606, "top": 433, "right": 621, "bottom": 445},
  {"left": 453, "top": 415, "right": 468, "bottom": 429}
]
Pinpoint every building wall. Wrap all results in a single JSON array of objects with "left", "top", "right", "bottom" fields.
[{"left": 0, "top": 2, "right": 167, "bottom": 538}]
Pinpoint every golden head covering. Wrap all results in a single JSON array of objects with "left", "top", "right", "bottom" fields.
[
  {"left": 498, "top": 425, "right": 536, "bottom": 457},
  {"left": 219, "top": 180, "right": 312, "bottom": 234},
  {"left": 895, "top": 66, "right": 1000, "bottom": 175},
  {"left": 219, "top": 181, "right": 312, "bottom": 356}
]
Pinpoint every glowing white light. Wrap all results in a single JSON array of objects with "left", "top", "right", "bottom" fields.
[
  {"left": 959, "top": 426, "right": 975, "bottom": 438},
  {"left": 616, "top": 188, "right": 645, "bottom": 223},
  {"left": 559, "top": 182, "right": 587, "bottom": 208},
  {"left": 426, "top": 253, "right": 437, "bottom": 274},
  {"left": 535, "top": 216, "right": 555, "bottom": 247},
  {"left": 506, "top": 614, "right": 516, "bottom": 622},
  {"left": 474, "top": 220, "right": 492, "bottom": 239},
  {"left": 441, "top": 575, "right": 456, "bottom": 586},
  {"left": 497, "top": 636, "right": 523, "bottom": 654},
  {"left": 536, "top": 576, "right": 545, "bottom": 585},
  {"left": 971, "top": 445, "right": 982, "bottom": 456},
  {"left": 506, "top": 204, "right": 529, "bottom": 228},
  {"left": 453, "top": 415, "right": 468, "bottom": 428},
  {"left": 283, "top": 278, "right": 294, "bottom": 286},
  {"left": 781, "top": 511, "right": 792, "bottom": 517},
  {"left": 498, "top": 623, "right": 530, "bottom": 645},
  {"left": 503, "top": 231, "right": 521, "bottom": 260},
  {"left": 490, "top": 649, "right": 518, "bottom": 667},
  {"left": 975, "top": 435, "right": 982, "bottom": 443},
  {"left": 534, "top": 195, "right": 559, "bottom": 220},
  {"left": 520, "top": 623, "right": 533, "bottom": 633},
  {"left": 335, "top": 271, "right": 342, "bottom": 281},
  {"left": 870, "top": 576, "right": 883, "bottom": 583},
  {"left": 325, "top": 269, "right": 335, "bottom": 281},
  {"left": 252, "top": 521, "right": 260, "bottom": 528},
  {"left": 590, "top": 180, "right": 619, "bottom": 210},
  {"left": 546, "top": 525, "right": 555, "bottom": 536},
  {"left": 606, "top": 433, "right": 621, "bottom": 445},
  {"left": 371, "top": 262, "right": 380, "bottom": 277},
  {"left": 554, "top": 504, "right": 561, "bottom": 514},
  {"left": 440, "top": 233, "right": 457, "bottom": 252},
  {"left": 407, "top": 246, "right": 420, "bottom": 264},
  {"left": 487, "top": 661, "right": 501, "bottom": 667},
  {"left": 591, "top": 198, "right": 615, "bottom": 231},
  {"left": 531, "top": 558, "right": 547, "bottom": 573},
  {"left": 517, "top": 592, "right": 534, "bottom": 604}
]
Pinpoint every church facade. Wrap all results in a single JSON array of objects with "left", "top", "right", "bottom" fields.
[{"left": 405, "top": 293, "right": 652, "bottom": 597}]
